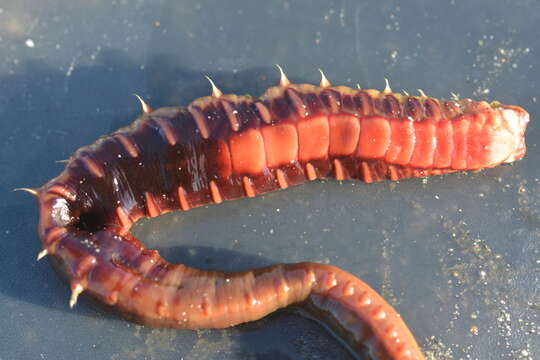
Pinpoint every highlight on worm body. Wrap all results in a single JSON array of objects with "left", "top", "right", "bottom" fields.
[{"left": 21, "top": 66, "right": 529, "bottom": 360}]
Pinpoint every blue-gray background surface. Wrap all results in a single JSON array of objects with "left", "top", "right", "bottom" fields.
[{"left": 1, "top": 1, "right": 539, "bottom": 359}]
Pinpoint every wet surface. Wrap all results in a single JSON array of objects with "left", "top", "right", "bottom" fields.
[{"left": 1, "top": 1, "right": 539, "bottom": 359}]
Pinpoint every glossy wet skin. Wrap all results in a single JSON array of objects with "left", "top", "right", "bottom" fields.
[{"left": 31, "top": 74, "right": 529, "bottom": 360}]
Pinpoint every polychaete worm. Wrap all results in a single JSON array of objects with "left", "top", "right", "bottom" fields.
[{"left": 20, "top": 66, "right": 529, "bottom": 360}]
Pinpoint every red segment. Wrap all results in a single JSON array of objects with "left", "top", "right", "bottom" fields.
[
  {"left": 410, "top": 120, "right": 436, "bottom": 168},
  {"left": 466, "top": 111, "right": 487, "bottom": 169},
  {"left": 500, "top": 107, "right": 529, "bottom": 161},
  {"left": 357, "top": 116, "right": 391, "bottom": 159},
  {"left": 297, "top": 115, "right": 330, "bottom": 161},
  {"left": 215, "top": 140, "right": 232, "bottom": 178},
  {"left": 451, "top": 117, "right": 470, "bottom": 169},
  {"left": 86, "top": 262, "right": 123, "bottom": 305},
  {"left": 329, "top": 114, "right": 360, "bottom": 156},
  {"left": 261, "top": 123, "right": 298, "bottom": 167},
  {"left": 386, "top": 119, "right": 415, "bottom": 165},
  {"left": 479, "top": 128, "right": 515, "bottom": 167},
  {"left": 473, "top": 111, "right": 515, "bottom": 168},
  {"left": 433, "top": 120, "right": 454, "bottom": 168},
  {"left": 229, "top": 129, "right": 266, "bottom": 174}
]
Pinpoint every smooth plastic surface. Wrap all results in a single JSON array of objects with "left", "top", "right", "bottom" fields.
[{"left": 1, "top": 1, "right": 538, "bottom": 359}]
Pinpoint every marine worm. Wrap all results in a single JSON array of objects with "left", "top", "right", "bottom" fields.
[{"left": 23, "top": 67, "right": 529, "bottom": 360}]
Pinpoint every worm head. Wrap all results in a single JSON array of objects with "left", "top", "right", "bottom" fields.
[{"left": 499, "top": 105, "right": 530, "bottom": 163}]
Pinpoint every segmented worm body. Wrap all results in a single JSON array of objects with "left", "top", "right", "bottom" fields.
[{"left": 29, "top": 69, "right": 529, "bottom": 360}]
